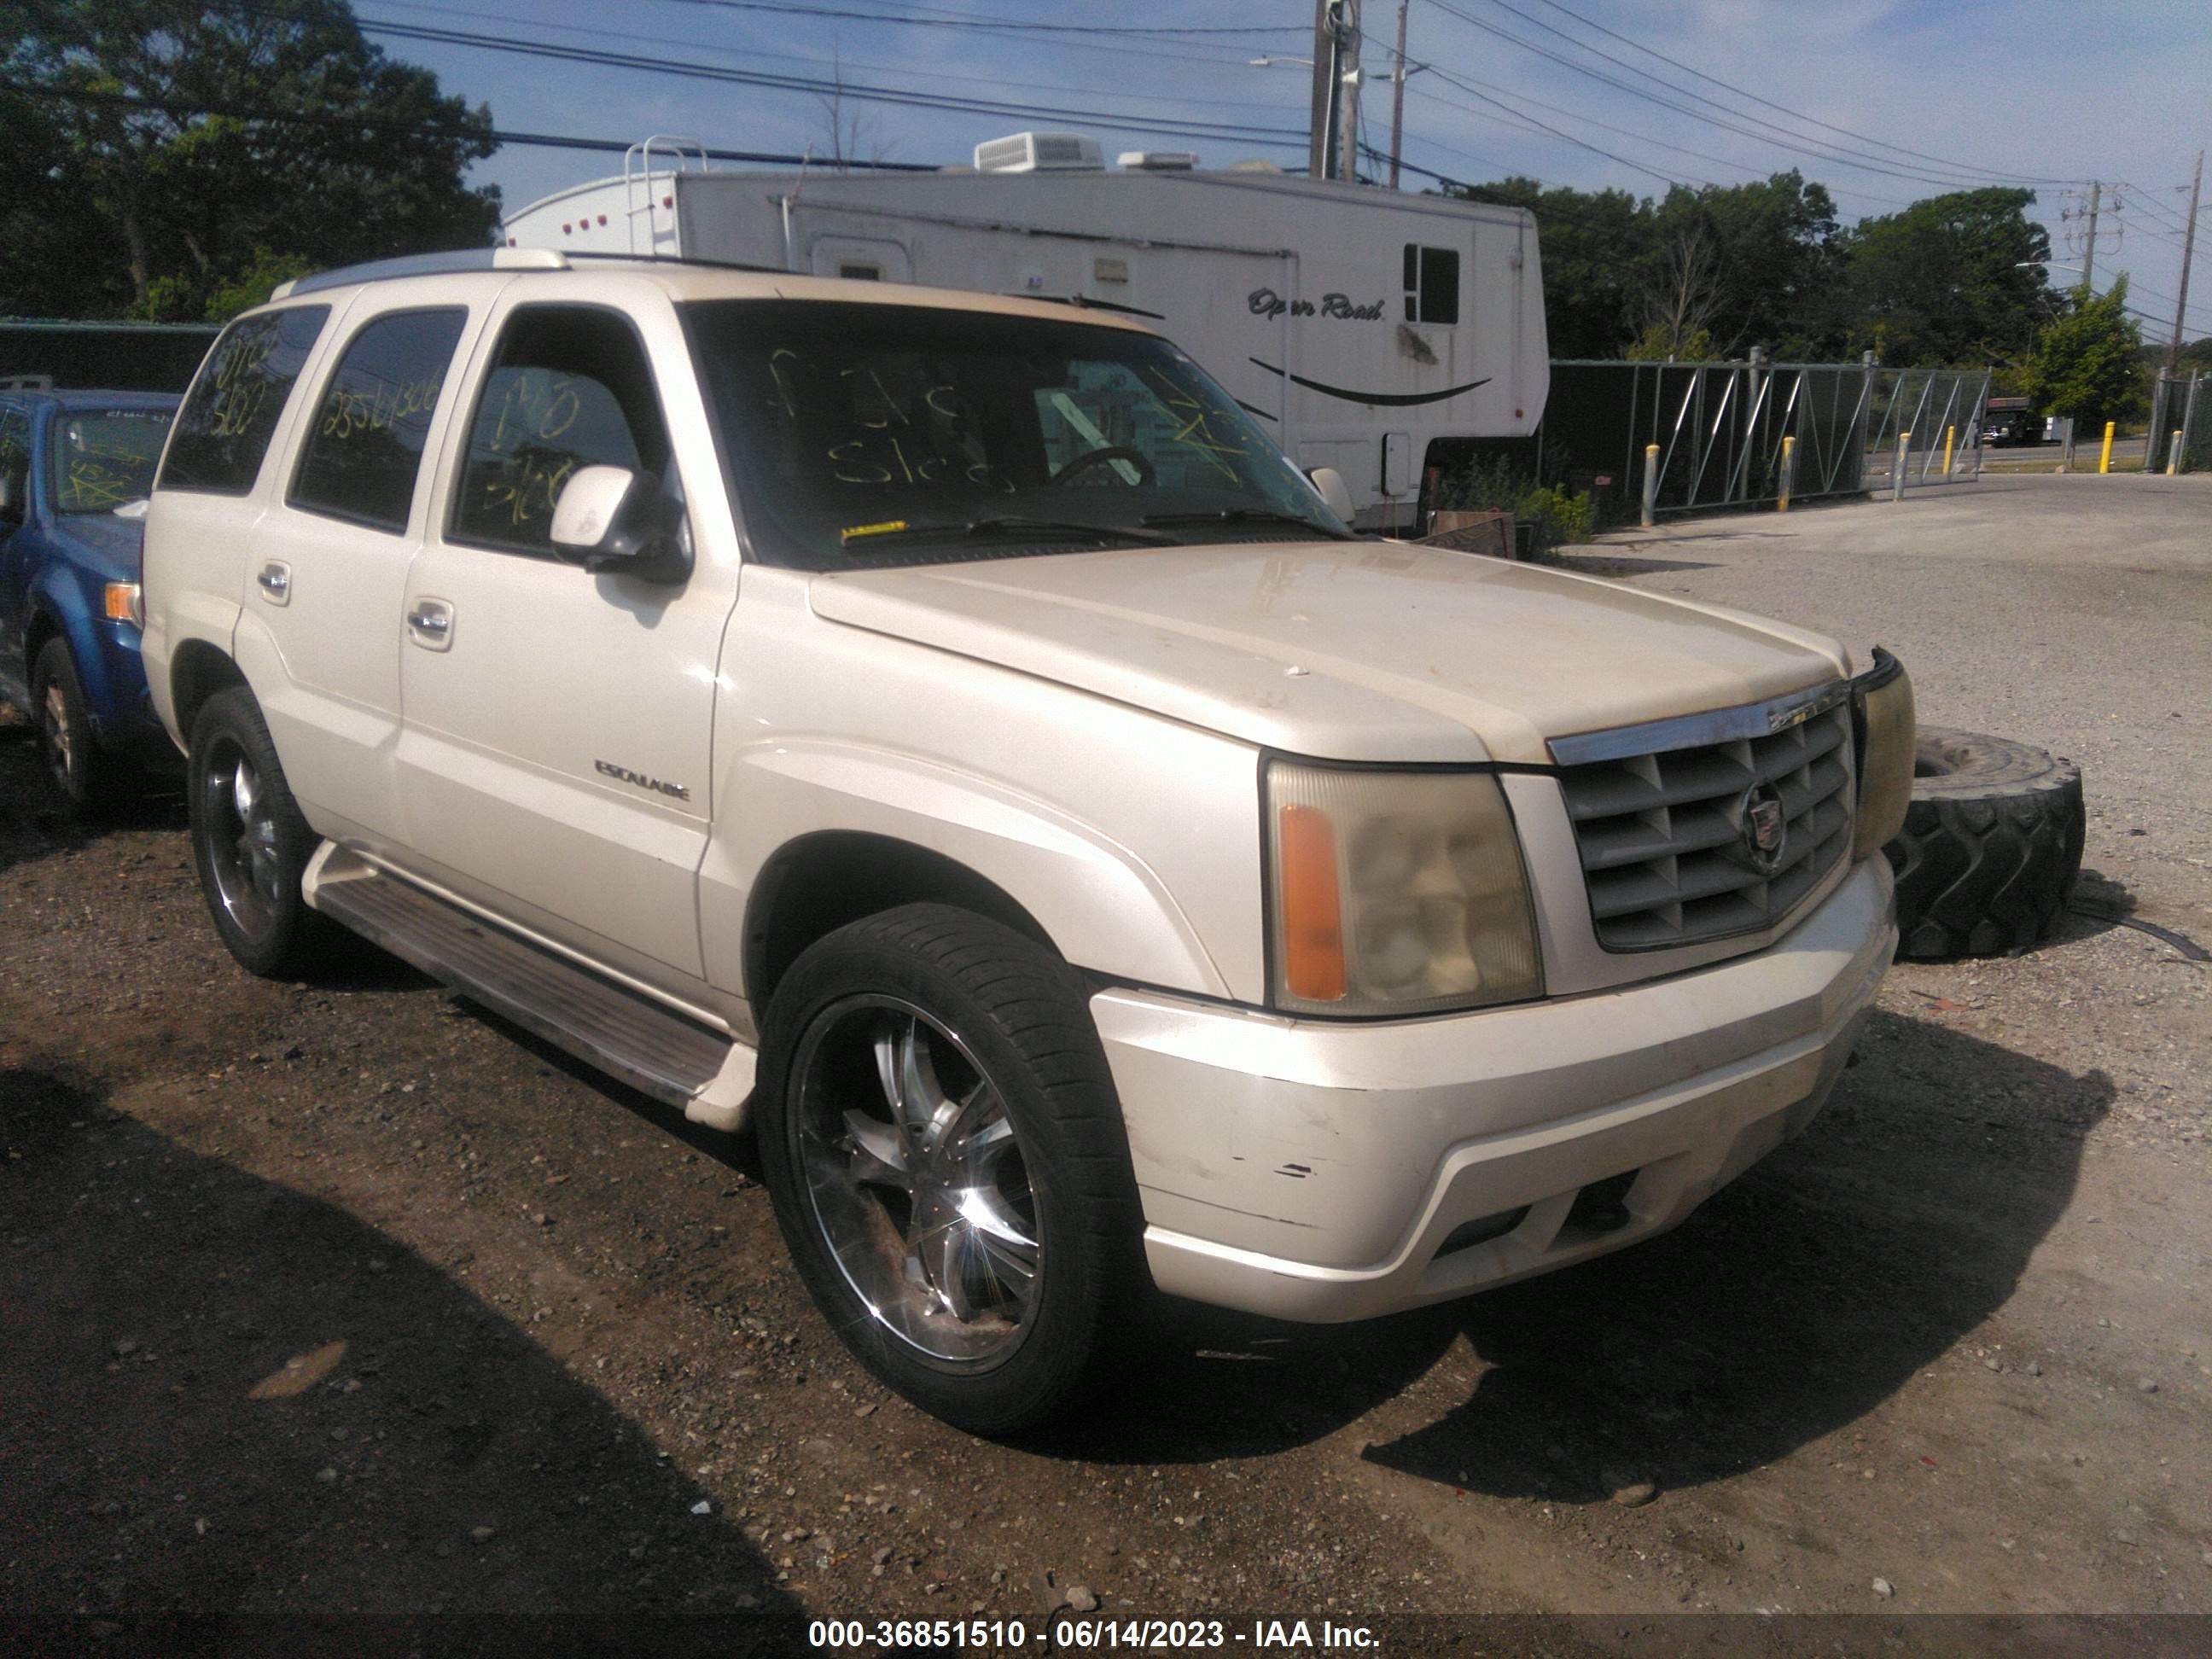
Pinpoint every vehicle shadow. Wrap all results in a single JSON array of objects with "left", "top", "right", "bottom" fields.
[
  {"left": 1035, "top": 1010, "right": 2109, "bottom": 1487},
  {"left": 1359, "top": 1010, "right": 2110, "bottom": 1500},
  {"left": 0, "top": 1060, "right": 800, "bottom": 1630}
]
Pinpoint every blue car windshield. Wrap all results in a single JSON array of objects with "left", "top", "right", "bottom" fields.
[{"left": 54, "top": 409, "right": 174, "bottom": 514}]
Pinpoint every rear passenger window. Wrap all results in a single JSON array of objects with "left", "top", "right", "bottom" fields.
[
  {"left": 159, "top": 306, "right": 330, "bottom": 495},
  {"left": 289, "top": 308, "right": 468, "bottom": 533},
  {"left": 449, "top": 306, "right": 671, "bottom": 556}
]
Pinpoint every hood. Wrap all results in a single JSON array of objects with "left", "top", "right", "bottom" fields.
[
  {"left": 810, "top": 542, "right": 1848, "bottom": 765},
  {"left": 48, "top": 511, "right": 147, "bottom": 584}
]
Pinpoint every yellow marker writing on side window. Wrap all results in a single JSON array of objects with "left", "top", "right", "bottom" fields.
[{"left": 841, "top": 520, "right": 910, "bottom": 542}]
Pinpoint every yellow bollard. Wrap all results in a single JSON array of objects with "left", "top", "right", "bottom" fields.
[
  {"left": 1778, "top": 434, "right": 1795, "bottom": 510},
  {"left": 2099, "top": 421, "right": 2116, "bottom": 473},
  {"left": 1943, "top": 424, "right": 1955, "bottom": 476},
  {"left": 1640, "top": 442, "right": 1659, "bottom": 527},
  {"left": 2169, "top": 430, "right": 2184, "bottom": 477}
]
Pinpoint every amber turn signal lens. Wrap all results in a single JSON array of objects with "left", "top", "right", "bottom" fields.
[
  {"left": 1277, "top": 803, "right": 1348, "bottom": 1002},
  {"left": 103, "top": 582, "right": 143, "bottom": 627}
]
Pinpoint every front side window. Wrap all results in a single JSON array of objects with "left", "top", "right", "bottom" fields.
[
  {"left": 289, "top": 308, "right": 469, "bottom": 533},
  {"left": 53, "top": 407, "right": 176, "bottom": 513},
  {"left": 1402, "top": 244, "right": 1461, "bottom": 326},
  {"left": 450, "top": 306, "right": 671, "bottom": 556},
  {"left": 159, "top": 306, "right": 330, "bottom": 495},
  {"left": 681, "top": 299, "right": 1348, "bottom": 570},
  {"left": 0, "top": 408, "right": 29, "bottom": 516}
]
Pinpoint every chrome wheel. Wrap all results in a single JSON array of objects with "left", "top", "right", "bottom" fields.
[
  {"left": 40, "top": 678, "right": 77, "bottom": 794},
  {"left": 789, "top": 997, "right": 1040, "bottom": 1367},
  {"left": 200, "top": 737, "right": 284, "bottom": 940}
]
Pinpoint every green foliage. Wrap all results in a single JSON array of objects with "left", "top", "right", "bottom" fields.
[
  {"left": 1429, "top": 455, "right": 1592, "bottom": 559},
  {"left": 1623, "top": 323, "right": 1714, "bottom": 362},
  {"left": 1834, "top": 188, "right": 2056, "bottom": 365},
  {"left": 1, "top": 1, "right": 501, "bottom": 320},
  {"left": 2024, "top": 280, "right": 2149, "bottom": 432},
  {"left": 1514, "top": 483, "right": 1594, "bottom": 556}
]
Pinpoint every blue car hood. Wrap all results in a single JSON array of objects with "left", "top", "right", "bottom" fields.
[{"left": 48, "top": 512, "right": 147, "bottom": 585}]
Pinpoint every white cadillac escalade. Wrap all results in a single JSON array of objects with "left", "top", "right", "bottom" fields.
[{"left": 140, "top": 249, "right": 1914, "bottom": 1435}]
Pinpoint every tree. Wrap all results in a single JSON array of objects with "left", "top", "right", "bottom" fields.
[
  {"left": 1634, "top": 217, "right": 1726, "bottom": 359},
  {"left": 1837, "top": 188, "right": 2056, "bottom": 365},
  {"left": 2024, "top": 279, "right": 2147, "bottom": 434},
  {"left": 1, "top": 1, "right": 501, "bottom": 320},
  {"left": 1448, "top": 177, "right": 1652, "bottom": 358}
]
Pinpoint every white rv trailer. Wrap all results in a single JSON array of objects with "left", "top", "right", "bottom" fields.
[{"left": 500, "top": 136, "right": 1550, "bottom": 529}]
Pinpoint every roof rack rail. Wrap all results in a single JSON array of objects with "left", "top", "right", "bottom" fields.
[
  {"left": 556, "top": 250, "right": 788, "bottom": 276},
  {"left": 271, "top": 247, "right": 569, "bottom": 300}
]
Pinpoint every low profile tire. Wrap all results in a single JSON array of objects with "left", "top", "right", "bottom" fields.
[
  {"left": 32, "top": 637, "right": 130, "bottom": 819},
  {"left": 187, "top": 687, "right": 340, "bottom": 978},
  {"left": 1885, "top": 725, "right": 2085, "bottom": 960},
  {"left": 755, "top": 905, "right": 1148, "bottom": 1436}
]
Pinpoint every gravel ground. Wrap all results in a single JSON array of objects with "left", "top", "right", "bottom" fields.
[{"left": 3, "top": 474, "right": 2207, "bottom": 1650}]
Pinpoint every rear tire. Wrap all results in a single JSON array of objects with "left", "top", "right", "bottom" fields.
[
  {"left": 32, "top": 637, "right": 130, "bottom": 819},
  {"left": 187, "top": 687, "right": 341, "bottom": 978},
  {"left": 1885, "top": 726, "right": 2085, "bottom": 959},
  {"left": 754, "top": 904, "right": 1147, "bottom": 1436}
]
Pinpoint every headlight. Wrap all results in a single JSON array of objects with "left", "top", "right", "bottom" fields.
[
  {"left": 1266, "top": 761, "right": 1544, "bottom": 1016},
  {"left": 1851, "top": 646, "right": 1915, "bottom": 861}
]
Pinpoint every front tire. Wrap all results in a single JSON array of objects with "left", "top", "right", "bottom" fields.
[
  {"left": 32, "top": 637, "right": 129, "bottom": 819},
  {"left": 755, "top": 905, "right": 1147, "bottom": 1436},
  {"left": 187, "top": 687, "right": 337, "bottom": 978}
]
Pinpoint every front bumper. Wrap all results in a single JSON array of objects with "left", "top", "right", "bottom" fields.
[{"left": 1093, "top": 855, "right": 1895, "bottom": 1324}]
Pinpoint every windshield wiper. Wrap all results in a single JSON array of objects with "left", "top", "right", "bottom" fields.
[
  {"left": 1140, "top": 507, "right": 1359, "bottom": 541},
  {"left": 842, "top": 514, "right": 1175, "bottom": 550}
]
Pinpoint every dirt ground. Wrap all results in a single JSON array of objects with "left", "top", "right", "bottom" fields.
[{"left": 3, "top": 476, "right": 2207, "bottom": 1652}]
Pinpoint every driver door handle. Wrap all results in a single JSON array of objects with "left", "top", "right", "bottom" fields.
[
  {"left": 407, "top": 597, "right": 454, "bottom": 651},
  {"left": 256, "top": 561, "right": 291, "bottom": 604}
]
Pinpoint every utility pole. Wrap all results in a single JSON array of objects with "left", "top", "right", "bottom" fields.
[
  {"left": 1387, "top": 0, "right": 1409, "bottom": 189},
  {"left": 2081, "top": 180, "right": 2101, "bottom": 289},
  {"left": 2165, "top": 151, "right": 2203, "bottom": 379},
  {"left": 1307, "top": 0, "right": 1336, "bottom": 181},
  {"left": 1338, "top": 0, "right": 1364, "bottom": 185}
]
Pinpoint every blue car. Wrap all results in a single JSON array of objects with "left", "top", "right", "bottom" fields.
[{"left": 0, "top": 389, "right": 182, "bottom": 814}]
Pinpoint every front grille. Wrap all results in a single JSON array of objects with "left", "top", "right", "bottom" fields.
[{"left": 1555, "top": 698, "right": 1855, "bottom": 951}]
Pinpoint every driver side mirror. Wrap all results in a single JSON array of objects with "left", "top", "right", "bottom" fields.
[
  {"left": 1305, "top": 466, "right": 1355, "bottom": 523},
  {"left": 550, "top": 464, "right": 690, "bottom": 585}
]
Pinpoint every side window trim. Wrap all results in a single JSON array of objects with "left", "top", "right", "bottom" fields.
[
  {"left": 440, "top": 300, "right": 674, "bottom": 561},
  {"left": 285, "top": 304, "right": 473, "bottom": 537}
]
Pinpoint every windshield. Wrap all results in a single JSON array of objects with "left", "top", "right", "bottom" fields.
[
  {"left": 681, "top": 299, "right": 1349, "bottom": 568},
  {"left": 55, "top": 408, "right": 174, "bottom": 514}
]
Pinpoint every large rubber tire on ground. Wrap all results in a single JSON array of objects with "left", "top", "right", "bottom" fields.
[
  {"left": 1885, "top": 726, "right": 2085, "bottom": 960},
  {"left": 186, "top": 687, "right": 346, "bottom": 978},
  {"left": 755, "top": 904, "right": 1149, "bottom": 1437},
  {"left": 32, "top": 637, "right": 132, "bottom": 819}
]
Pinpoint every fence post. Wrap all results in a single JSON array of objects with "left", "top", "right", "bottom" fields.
[
  {"left": 2098, "top": 421, "right": 2116, "bottom": 473},
  {"left": 1892, "top": 431, "right": 1910, "bottom": 501},
  {"left": 2184, "top": 374, "right": 2204, "bottom": 474},
  {"left": 2058, "top": 416, "right": 2076, "bottom": 472},
  {"left": 1778, "top": 434, "right": 1795, "bottom": 510},
  {"left": 1641, "top": 442, "right": 1659, "bottom": 527}
]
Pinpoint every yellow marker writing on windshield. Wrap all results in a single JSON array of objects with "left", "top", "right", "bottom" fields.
[{"left": 841, "top": 519, "right": 910, "bottom": 543}]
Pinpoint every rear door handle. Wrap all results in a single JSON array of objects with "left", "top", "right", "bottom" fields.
[
  {"left": 257, "top": 561, "right": 291, "bottom": 604},
  {"left": 406, "top": 598, "right": 454, "bottom": 651}
]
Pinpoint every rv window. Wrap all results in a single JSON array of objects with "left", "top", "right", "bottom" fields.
[
  {"left": 1402, "top": 244, "right": 1461, "bottom": 326},
  {"left": 288, "top": 308, "right": 469, "bottom": 534}
]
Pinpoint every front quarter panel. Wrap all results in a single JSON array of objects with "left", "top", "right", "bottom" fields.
[{"left": 699, "top": 568, "right": 1268, "bottom": 1009}]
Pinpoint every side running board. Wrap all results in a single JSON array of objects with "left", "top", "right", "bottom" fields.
[{"left": 302, "top": 846, "right": 755, "bottom": 1131}]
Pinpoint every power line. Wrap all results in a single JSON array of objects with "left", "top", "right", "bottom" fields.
[
  {"left": 1511, "top": 0, "right": 2077, "bottom": 189},
  {"left": 1421, "top": 0, "right": 2071, "bottom": 193},
  {"left": 646, "top": 1, "right": 1307, "bottom": 39}
]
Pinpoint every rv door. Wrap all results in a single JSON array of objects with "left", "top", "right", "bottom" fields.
[{"left": 809, "top": 237, "right": 913, "bottom": 284}]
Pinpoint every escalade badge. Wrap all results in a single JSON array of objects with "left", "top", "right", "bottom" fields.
[
  {"left": 595, "top": 760, "right": 690, "bottom": 801},
  {"left": 1740, "top": 783, "right": 1788, "bottom": 876}
]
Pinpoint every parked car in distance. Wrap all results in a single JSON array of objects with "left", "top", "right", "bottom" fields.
[
  {"left": 0, "top": 387, "right": 181, "bottom": 814},
  {"left": 140, "top": 249, "right": 1916, "bottom": 1435},
  {"left": 1980, "top": 395, "right": 2044, "bottom": 447}
]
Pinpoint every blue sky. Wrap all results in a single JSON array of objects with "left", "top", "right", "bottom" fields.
[{"left": 366, "top": 0, "right": 2212, "bottom": 342}]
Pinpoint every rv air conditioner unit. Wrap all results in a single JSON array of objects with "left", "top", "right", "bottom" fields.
[
  {"left": 1118, "top": 151, "right": 1199, "bottom": 172},
  {"left": 974, "top": 131, "right": 1106, "bottom": 173}
]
